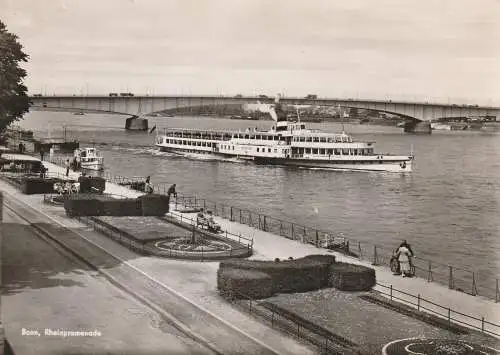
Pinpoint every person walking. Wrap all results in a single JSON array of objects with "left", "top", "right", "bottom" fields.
[
  {"left": 167, "top": 184, "right": 177, "bottom": 198},
  {"left": 396, "top": 241, "right": 413, "bottom": 277},
  {"left": 65, "top": 159, "right": 70, "bottom": 177}
]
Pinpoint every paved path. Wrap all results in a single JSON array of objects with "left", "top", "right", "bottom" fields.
[
  {"left": 0, "top": 176, "right": 317, "bottom": 355},
  {"left": 2, "top": 203, "right": 214, "bottom": 355},
  {"left": 38, "top": 161, "right": 500, "bottom": 334}
]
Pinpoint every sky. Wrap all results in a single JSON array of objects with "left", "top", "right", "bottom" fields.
[{"left": 2, "top": 0, "right": 499, "bottom": 105}]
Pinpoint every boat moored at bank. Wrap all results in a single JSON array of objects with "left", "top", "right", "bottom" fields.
[
  {"left": 74, "top": 147, "right": 104, "bottom": 171},
  {"left": 154, "top": 96, "right": 414, "bottom": 173}
]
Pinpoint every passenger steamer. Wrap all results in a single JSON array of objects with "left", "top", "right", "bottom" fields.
[{"left": 155, "top": 96, "right": 414, "bottom": 173}]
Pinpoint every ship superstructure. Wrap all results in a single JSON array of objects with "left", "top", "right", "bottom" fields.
[{"left": 155, "top": 96, "right": 414, "bottom": 172}]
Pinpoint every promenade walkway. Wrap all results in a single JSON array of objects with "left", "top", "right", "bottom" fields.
[
  {"left": 38, "top": 161, "right": 500, "bottom": 337},
  {"left": 0, "top": 166, "right": 316, "bottom": 355}
]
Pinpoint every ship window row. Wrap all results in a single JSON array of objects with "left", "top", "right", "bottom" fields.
[
  {"left": 166, "top": 132, "right": 232, "bottom": 140},
  {"left": 291, "top": 147, "right": 373, "bottom": 155},
  {"left": 165, "top": 139, "right": 214, "bottom": 147},
  {"left": 165, "top": 132, "right": 286, "bottom": 141},
  {"left": 293, "top": 136, "right": 352, "bottom": 143},
  {"left": 256, "top": 147, "right": 285, "bottom": 153},
  {"left": 236, "top": 134, "right": 286, "bottom": 141}
]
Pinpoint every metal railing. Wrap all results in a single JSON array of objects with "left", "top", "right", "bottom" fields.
[
  {"left": 230, "top": 290, "right": 350, "bottom": 355},
  {"left": 74, "top": 215, "right": 251, "bottom": 261},
  {"left": 171, "top": 193, "right": 500, "bottom": 302},
  {"left": 41, "top": 156, "right": 500, "bottom": 302},
  {"left": 166, "top": 210, "right": 253, "bottom": 251},
  {"left": 375, "top": 282, "right": 500, "bottom": 337},
  {"left": 231, "top": 285, "right": 500, "bottom": 355}
]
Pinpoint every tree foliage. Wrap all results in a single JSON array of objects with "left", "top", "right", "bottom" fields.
[{"left": 0, "top": 20, "right": 31, "bottom": 133}]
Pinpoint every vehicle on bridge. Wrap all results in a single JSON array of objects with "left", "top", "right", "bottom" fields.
[{"left": 154, "top": 96, "right": 414, "bottom": 173}]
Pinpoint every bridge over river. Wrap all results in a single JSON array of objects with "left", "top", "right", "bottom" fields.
[{"left": 30, "top": 95, "right": 500, "bottom": 122}]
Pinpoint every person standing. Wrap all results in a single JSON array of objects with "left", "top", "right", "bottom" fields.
[
  {"left": 40, "top": 149, "right": 45, "bottom": 161},
  {"left": 144, "top": 176, "right": 153, "bottom": 194}
]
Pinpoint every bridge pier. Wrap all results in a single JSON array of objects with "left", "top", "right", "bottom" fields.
[
  {"left": 404, "top": 120, "right": 431, "bottom": 134},
  {"left": 125, "top": 116, "right": 148, "bottom": 131}
]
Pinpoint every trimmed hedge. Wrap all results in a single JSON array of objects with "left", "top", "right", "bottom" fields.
[
  {"left": 138, "top": 194, "right": 170, "bottom": 216},
  {"left": 63, "top": 194, "right": 168, "bottom": 217},
  {"left": 328, "top": 262, "right": 376, "bottom": 291},
  {"left": 217, "top": 255, "right": 376, "bottom": 299},
  {"left": 20, "top": 177, "right": 60, "bottom": 194},
  {"left": 217, "top": 268, "right": 273, "bottom": 300},
  {"left": 64, "top": 197, "right": 101, "bottom": 217},
  {"left": 130, "top": 181, "right": 146, "bottom": 192},
  {"left": 220, "top": 255, "right": 332, "bottom": 293},
  {"left": 302, "top": 254, "right": 336, "bottom": 265},
  {"left": 99, "top": 199, "right": 142, "bottom": 216},
  {"left": 79, "top": 176, "right": 106, "bottom": 193}
]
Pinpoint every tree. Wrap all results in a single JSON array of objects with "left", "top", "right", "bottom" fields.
[{"left": 0, "top": 20, "right": 31, "bottom": 133}]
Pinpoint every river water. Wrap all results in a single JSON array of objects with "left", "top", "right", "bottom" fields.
[{"left": 17, "top": 111, "right": 500, "bottom": 296}]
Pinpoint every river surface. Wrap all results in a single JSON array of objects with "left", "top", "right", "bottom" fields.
[{"left": 17, "top": 111, "right": 500, "bottom": 295}]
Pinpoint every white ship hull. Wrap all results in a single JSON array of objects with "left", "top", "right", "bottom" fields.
[
  {"left": 154, "top": 95, "right": 414, "bottom": 174},
  {"left": 79, "top": 161, "right": 104, "bottom": 171},
  {"left": 156, "top": 146, "right": 412, "bottom": 173}
]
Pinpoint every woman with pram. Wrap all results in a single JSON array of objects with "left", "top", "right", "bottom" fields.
[{"left": 391, "top": 240, "right": 415, "bottom": 277}]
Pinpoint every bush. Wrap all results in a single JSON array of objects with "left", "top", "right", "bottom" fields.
[
  {"left": 328, "top": 262, "right": 376, "bottom": 291},
  {"left": 302, "top": 254, "right": 336, "bottom": 265},
  {"left": 64, "top": 197, "right": 101, "bottom": 216},
  {"left": 139, "top": 194, "right": 169, "bottom": 216},
  {"left": 219, "top": 256, "right": 331, "bottom": 293},
  {"left": 78, "top": 176, "right": 91, "bottom": 193},
  {"left": 130, "top": 181, "right": 145, "bottom": 192},
  {"left": 20, "top": 177, "right": 58, "bottom": 194},
  {"left": 99, "top": 199, "right": 142, "bottom": 216},
  {"left": 217, "top": 268, "right": 273, "bottom": 300},
  {"left": 89, "top": 177, "right": 106, "bottom": 193}
]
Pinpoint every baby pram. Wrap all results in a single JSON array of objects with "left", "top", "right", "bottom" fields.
[
  {"left": 390, "top": 250, "right": 401, "bottom": 275},
  {"left": 390, "top": 248, "right": 416, "bottom": 277}
]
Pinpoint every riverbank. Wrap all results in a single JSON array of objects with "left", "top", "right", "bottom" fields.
[
  {"left": 39, "top": 160, "right": 500, "bottom": 333},
  {"left": 2, "top": 161, "right": 499, "bottom": 353},
  {"left": 0, "top": 176, "right": 316, "bottom": 355}
]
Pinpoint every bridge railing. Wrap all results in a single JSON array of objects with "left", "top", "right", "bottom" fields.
[{"left": 42, "top": 157, "right": 500, "bottom": 303}]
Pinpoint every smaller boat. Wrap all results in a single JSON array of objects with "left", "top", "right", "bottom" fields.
[{"left": 74, "top": 147, "right": 104, "bottom": 171}]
